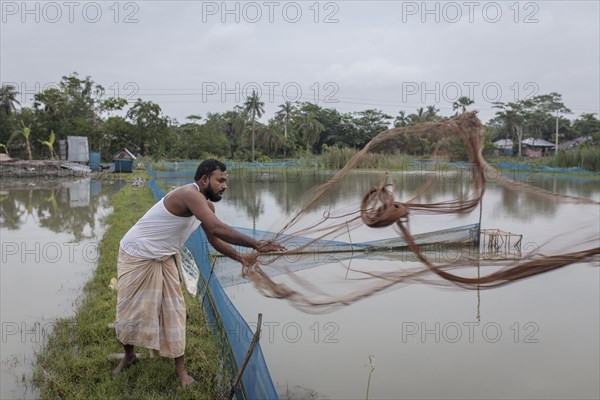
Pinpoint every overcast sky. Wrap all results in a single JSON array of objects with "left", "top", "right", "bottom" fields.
[{"left": 1, "top": 0, "right": 599, "bottom": 125}]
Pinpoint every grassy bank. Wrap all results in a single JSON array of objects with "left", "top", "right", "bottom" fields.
[
  {"left": 548, "top": 146, "right": 600, "bottom": 172},
  {"left": 318, "top": 149, "right": 600, "bottom": 177},
  {"left": 33, "top": 173, "right": 231, "bottom": 399},
  {"left": 487, "top": 156, "right": 600, "bottom": 178},
  {"left": 318, "top": 148, "right": 417, "bottom": 170}
]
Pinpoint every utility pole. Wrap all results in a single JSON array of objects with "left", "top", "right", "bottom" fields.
[{"left": 555, "top": 109, "right": 559, "bottom": 155}]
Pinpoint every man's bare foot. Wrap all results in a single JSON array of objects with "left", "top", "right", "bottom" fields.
[
  {"left": 112, "top": 353, "right": 137, "bottom": 376},
  {"left": 177, "top": 370, "right": 195, "bottom": 387}
]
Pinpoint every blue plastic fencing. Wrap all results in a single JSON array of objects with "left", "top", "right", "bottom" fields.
[
  {"left": 494, "top": 162, "right": 599, "bottom": 175},
  {"left": 383, "top": 160, "right": 600, "bottom": 176},
  {"left": 150, "top": 159, "right": 318, "bottom": 180},
  {"left": 146, "top": 164, "right": 278, "bottom": 400}
]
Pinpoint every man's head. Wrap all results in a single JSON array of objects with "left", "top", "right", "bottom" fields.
[{"left": 194, "top": 159, "right": 228, "bottom": 202}]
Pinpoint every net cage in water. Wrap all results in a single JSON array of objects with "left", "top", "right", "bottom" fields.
[{"left": 479, "top": 229, "right": 523, "bottom": 261}]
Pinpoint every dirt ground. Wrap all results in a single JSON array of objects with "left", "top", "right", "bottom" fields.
[{"left": 0, "top": 159, "right": 90, "bottom": 179}]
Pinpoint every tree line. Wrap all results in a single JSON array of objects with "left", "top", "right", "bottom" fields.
[{"left": 1, "top": 73, "right": 598, "bottom": 163}]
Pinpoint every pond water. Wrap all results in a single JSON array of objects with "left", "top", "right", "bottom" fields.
[
  {"left": 163, "top": 166, "right": 599, "bottom": 400},
  {"left": 0, "top": 178, "right": 125, "bottom": 400},
  {"left": 1, "top": 168, "right": 598, "bottom": 400}
]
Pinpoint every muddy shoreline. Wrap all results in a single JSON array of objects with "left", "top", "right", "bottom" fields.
[
  {"left": 0, "top": 160, "right": 91, "bottom": 179},
  {"left": 0, "top": 160, "right": 95, "bottom": 190}
]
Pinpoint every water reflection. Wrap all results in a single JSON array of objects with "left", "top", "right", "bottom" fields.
[
  {"left": 0, "top": 180, "right": 120, "bottom": 240},
  {"left": 158, "top": 168, "right": 599, "bottom": 400},
  {"left": 160, "top": 170, "right": 599, "bottom": 225},
  {"left": 0, "top": 178, "right": 123, "bottom": 400}
]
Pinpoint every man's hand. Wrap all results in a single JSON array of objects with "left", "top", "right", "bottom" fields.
[{"left": 256, "top": 240, "right": 286, "bottom": 253}]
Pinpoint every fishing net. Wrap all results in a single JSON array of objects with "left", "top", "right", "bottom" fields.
[{"left": 232, "top": 112, "right": 600, "bottom": 312}]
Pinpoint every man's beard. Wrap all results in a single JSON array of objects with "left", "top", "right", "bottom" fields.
[{"left": 205, "top": 185, "right": 222, "bottom": 202}]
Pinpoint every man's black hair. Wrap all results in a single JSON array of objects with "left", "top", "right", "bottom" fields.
[{"left": 194, "top": 159, "right": 227, "bottom": 181}]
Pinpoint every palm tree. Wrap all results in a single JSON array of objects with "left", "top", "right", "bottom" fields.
[
  {"left": 425, "top": 105, "right": 440, "bottom": 121},
  {"left": 40, "top": 130, "right": 57, "bottom": 159},
  {"left": 395, "top": 110, "right": 409, "bottom": 127},
  {"left": 408, "top": 107, "right": 426, "bottom": 125},
  {"left": 0, "top": 84, "right": 20, "bottom": 115},
  {"left": 259, "top": 122, "right": 284, "bottom": 156},
  {"left": 294, "top": 114, "right": 324, "bottom": 154},
  {"left": 8, "top": 121, "right": 33, "bottom": 160},
  {"left": 185, "top": 114, "right": 203, "bottom": 123},
  {"left": 243, "top": 90, "right": 264, "bottom": 162},
  {"left": 275, "top": 101, "right": 296, "bottom": 156},
  {"left": 222, "top": 107, "right": 249, "bottom": 159},
  {"left": 452, "top": 96, "right": 474, "bottom": 114}
]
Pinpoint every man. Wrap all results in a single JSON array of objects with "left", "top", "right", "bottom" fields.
[{"left": 112, "top": 159, "right": 285, "bottom": 386}]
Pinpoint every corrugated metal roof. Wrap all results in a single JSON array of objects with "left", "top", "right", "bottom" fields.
[
  {"left": 522, "top": 137, "right": 555, "bottom": 147},
  {"left": 113, "top": 148, "right": 137, "bottom": 160},
  {"left": 558, "top": 135, "right": 593, "bottom": 149},
  {"left": 493, "top": 139, "right": 513, "bottom": 149}
]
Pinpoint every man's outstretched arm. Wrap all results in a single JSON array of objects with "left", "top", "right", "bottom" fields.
[
  {"left": 195, "top": 196, "right": 286, "bottom": 252},
  {"left": 202, "top": 225, "right": 246, "bottom": 264}
]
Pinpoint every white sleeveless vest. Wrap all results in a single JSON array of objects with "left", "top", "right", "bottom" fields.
[{"left": 120, "top": 191, "right": 201, "bottom": 259}]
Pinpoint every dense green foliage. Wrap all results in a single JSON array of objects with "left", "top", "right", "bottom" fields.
[
  {"left": 1, "top": 74, "right": 598, "bottom": 169},
  {"left": 550, "top": 145, "right": 600, "bottom": 172}
]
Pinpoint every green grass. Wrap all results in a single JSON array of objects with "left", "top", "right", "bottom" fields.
[
  {"left": 318, "top": 147, "right": 417, "bottom": 170},
  {"left": 486, "top": 156, "right": 600, "bottom": 178},
  {"left": 32, "top": 172, "right": 232, "bottom": 399},
  {"left": 549, "top": 146, "right": 600, "bottom": 172}
]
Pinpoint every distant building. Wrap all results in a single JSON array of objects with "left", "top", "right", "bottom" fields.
[
  {"left": 493, "top": 139, "right": 514, "bottom": 156},
  {"left": 59, "top": 136, "right": 89, "bottom": 163},
  {"left": 558, "top": 135, "right": 594, "bottom": 150},
  {"left": 113, "top": 149, "right": 137, "bottom": 173},
  {"left": 521, "top": 137, "right": 555, "bottom": 157}
]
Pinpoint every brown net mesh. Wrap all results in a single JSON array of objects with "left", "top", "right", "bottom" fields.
[{"left": 238, "top": 112, "right": 599, "bottom": 312}]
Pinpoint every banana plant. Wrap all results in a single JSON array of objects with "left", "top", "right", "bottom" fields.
[
  {"left": 40, "top": 130, "right": 57, "bottom": 160},
  {"left": 8, "top": 121, "right": 33, "bottom": 160},
  {"left": 0, "top": 143, "right": 9, "bottom": 157},
  {"left": 45, "top": 189, "right": 58, "bottom": 212}
]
